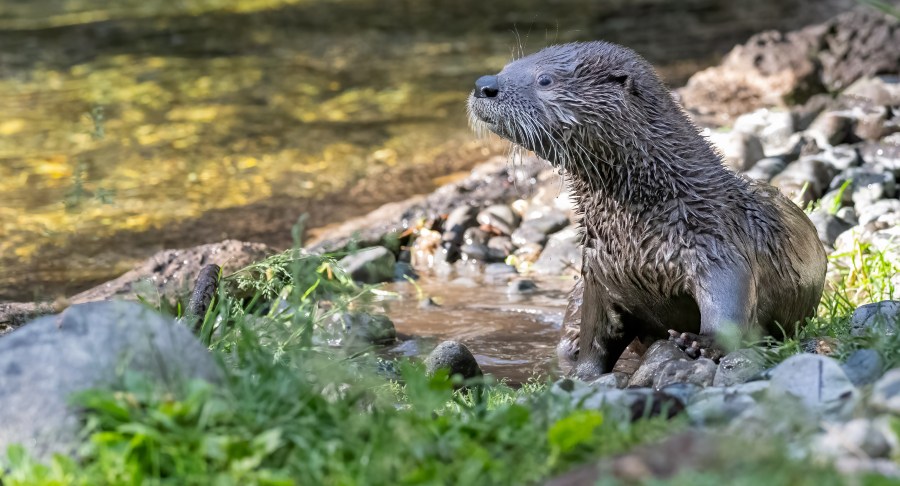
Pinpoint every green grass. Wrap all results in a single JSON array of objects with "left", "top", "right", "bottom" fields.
[{"left": 2, "top": 222, "right": 898, "bottom": 484}]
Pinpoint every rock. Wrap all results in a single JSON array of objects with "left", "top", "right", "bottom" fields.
[
  {"left": 743, "top": 157, "right": 786, "bottom": 182},
  {"left": 460, "top": 243, "right": 505, "bottom": 263},
  {"left": 830, "top": 166, "right": 897, "bottom": 208},
  {"left": 766, "top": 354, "right": 858, "bottom": 420},
  {"left": 531, "top": 226, "right": 582, "bottom": 275},
  {"left": 730, "top": 380, "right": 771, "bottom": 399},
  {"left": 841, "top": 349, "right": 884, "bottom": 386},
  {"left": 833, "top": 457, "right": 900, "bottom": 479},
  {"left": 857, "top": 199, "right": 900, "bottom": 226},
  {"left": 394, "top": 261, "right": 418, "bottom": 281},
  {"left": 70, "top": 240, "right": 272, "bottom": 305},
  {"left": 511, "top": 225, "right": 548, "bottom": 246},
  {"left": 678, "top": 10, "right": 900, "bottom": 125},
  {"left": 338, "top": 246, "right": 396, "bottom": 284},
  {"left": 870, "top": 226, "right": 900, "bottom": 256},
  {"left": 476, "top": 204, "right": 521, "bottom": 236},
  {"left": 424, "top": 341, "right": 482, "bottom": 380},
  {"left": 708, "top": 130, "right": 765, "bottom": 171},
  {"left": 850, "top": 300, "right": 900, "bottom": 336},
  {"left": 686, "top": 386, "right": 758, "bottom": 425},
  {"left": 589, "top": 372, "right": 630, "bottom": 389},
  {"left": 510, "top": 243, "right": 543, "bottom": 269},
  {"left": 519, "top": 209, "right": 570, "bottom": 235},
  {"left": 713, "top": 349, "right": 767, "bottom": 387},
  {"left": 463, "top": 226, "right": 490, "bottom": 246},
  {"left": 814, "top": 418, "right": 896, "bottom": 459},
  {"left": 0, "top": 302, "right": 60, "bottom": 335},
  {"left": 581, "top": 389, "right": 685, "bottom": 421},
  {"left": 859, "top": 140, "right": 900, "bottom": 174},
  {"left": 792, "top": 94, "right": 833, "bottom": 132},
  {"left": 658, "top": 383, "right": 703, "bottom": 405},
  {"left": 628, "top": 341, "right": 690, "bottom": 388},
  {"left": 770, "top": 156, "right": 838, "bottom": 207},
  {"left": 679, "top": 29, "right": 820, "bottom": 125},
  {"left": 842, "top": 75, "right": 900, "bottom": 107},
  {"left": 851, "top": 104, "right": 895, "bottom": 142},
  {"left": 486, "top": 236, "right": 516, "bottom": 257},
  {"left": 835, "top": 206, "right": 858, "bottom": 226},
  {"left": 441, "top": 205, "right": 478, "bottom": 247},
  {"left": 328, "top": 312, "right": 397, "bottom": 346},
  {"left": 483, "top": 263, "right": 518, "bottom": 283},
  {"left": 814, "top": 145, "right": 861, "bottom": 171},
  {"left": 507, "top": 278, "right": 538, "bottom": 295},
  {"left": 870, "top": 368, "right": 900, "bottom": 415},
  {"left": 0, "top": 301, "right": 222, "bottom": 460},
  {"left": 653, "top": 358, "right": 717, "bottom": 390},
  {"left": 819, "top": 188, "right": 852, "bottom": 212},
  {"left": 807, "top": 209, "right": 853, "bottom": 248},
  {"left": 733, "top": 108, "right": 795, "bottom": 154},
  {"left": 807, "top": 110, "right": 855, "bottom": 146}
]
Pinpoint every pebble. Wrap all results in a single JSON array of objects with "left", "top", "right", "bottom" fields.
[
  {"left": 743, "top": 156, "right": 786, "bottom": 182},
  {"left": 870, "top": 368, "right": 900, "bottom": 415},
  {"left": 807, "top": 209, "right": 854, "bottom": 248},
  {"left": 713, "top": 348, "right": 767, "bottom": 387},
  {"left": 476, "top": 204, "right": 521, "bottom": 235},
  {"left": 507, "top": 278, "right": 538, "bottom": 295},
  {"left": 840, "top": 348, "right": 884, "bottom": 386},
  {"left": 511, "top": 225, "right": 548, "bottom": 246},
  {"left": 531, "top": 226, "right": 582, "bottom": 275},
  {"left": 424, "top": 341, "right": 483, "bottom": 380},
  {"left": 709, "top": 130, "right": 765, "bottom": 171},
  {"left": 628, "top": 341, "right": 689, "bottom": 388},
  {"left": 653, "top": 358, "right": 717, "bottom": 389}
]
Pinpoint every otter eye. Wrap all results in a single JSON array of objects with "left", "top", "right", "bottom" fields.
[{"left": 537, "top": 74, "right": 552, "bottom": 87}]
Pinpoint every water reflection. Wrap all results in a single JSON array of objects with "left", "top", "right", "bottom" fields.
[{"left": 0, "top": 0, "right": 851, "bottom": 300}]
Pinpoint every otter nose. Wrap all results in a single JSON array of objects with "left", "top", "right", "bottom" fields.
[{"left": 474, "top": 75, "right": 499, "bottom": 98}]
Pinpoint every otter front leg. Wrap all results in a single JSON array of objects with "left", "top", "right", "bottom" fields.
[
  {"left": 671, "top": 265, "right": 756, "bottom": 361},
  {"left": 572, "top": 277, "right": 635, "bottom": 381}
]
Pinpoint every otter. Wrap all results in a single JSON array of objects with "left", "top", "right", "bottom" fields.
[{"left": 467, "top": 41, "right": 827, "bottom": 380}]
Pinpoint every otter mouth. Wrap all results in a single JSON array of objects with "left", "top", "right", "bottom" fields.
[{"left": 467, "top": 94, "right": 505, "bottom": 137}]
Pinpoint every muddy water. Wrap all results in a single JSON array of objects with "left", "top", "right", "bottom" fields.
[
  {"left": 0, "top": 0, "right": 854, "bottom": 301},
  {"left": 381, "top": 276, "right": 576, "bottom": 383}
]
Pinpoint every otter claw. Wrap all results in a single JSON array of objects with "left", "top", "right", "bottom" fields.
[{"left": 667, "top": 329, "right": 723, "bottom": 362}]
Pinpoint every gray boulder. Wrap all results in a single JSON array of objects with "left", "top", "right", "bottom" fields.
[
  {"left": 766, "top": 354, "right": 858, "bottom": 421},
  {"left": 0, "top": 301, "right": 222, "bottom": 460},
  {"left": 850, "top": 300, "right": 900, "bottom": 336}
]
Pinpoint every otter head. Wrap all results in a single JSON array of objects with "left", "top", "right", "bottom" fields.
[{"left": 467, "top": 41, "right": 667, "bottom": 174}]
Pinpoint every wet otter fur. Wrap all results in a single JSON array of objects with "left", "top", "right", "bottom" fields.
[{"left": 467, "top": 41, "right": 827, "bottom": 380}]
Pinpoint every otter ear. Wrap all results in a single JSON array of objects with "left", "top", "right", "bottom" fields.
[{"left": 609, "top": 70, "right": 635, "bottom": 94}]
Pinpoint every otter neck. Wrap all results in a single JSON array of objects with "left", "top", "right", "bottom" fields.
[{"left": 559, "top": 117, "right": 743, "bottom": 209}]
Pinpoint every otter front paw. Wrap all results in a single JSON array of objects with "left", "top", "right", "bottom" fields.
[{"left": 667, "top": 330, "right": 724, "bottom": 361}]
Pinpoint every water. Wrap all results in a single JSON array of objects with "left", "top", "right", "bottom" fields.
[
  {"left": 382, "top": 276, "right": 575, "bottom": 384},
  {"left": 0, "top": 0, "right": 852, "bottom": 301}
]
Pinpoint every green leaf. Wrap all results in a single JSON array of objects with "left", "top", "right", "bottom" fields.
[{"left": 547, "top": 410, "right": 604, "bottom": 454}]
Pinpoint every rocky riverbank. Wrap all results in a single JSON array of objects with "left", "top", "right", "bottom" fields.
[{"left": 0, "top": 6, "right": 899, "bottom": 483}]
